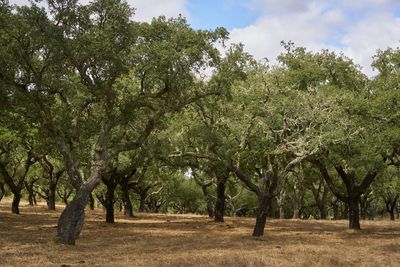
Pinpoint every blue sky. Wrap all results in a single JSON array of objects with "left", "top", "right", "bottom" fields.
[
  {"left": 187, "top": 0, "right": 262, "bottom": 30},
  {"left": 10, "top": 0, "right": 400, "bottom": 75}
]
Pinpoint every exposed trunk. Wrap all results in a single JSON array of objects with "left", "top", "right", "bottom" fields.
[
  {"left": 348, "top": 197, "right": 360, "bottom": 230},
  {"left": 277, "top": 190, "right": 285, "bottom": 219},
  {"left": 28, "top": 191, "right": 35, "bottom": 206},
  {"left": 139, "top": 192, "right": 146, "bottom": 212},
  {"left": 89, "top": 193, "right": 95, "bottom": 210},
  {"left": 385, "top": 197, "right": 398, "bottom": 221},
  {"left": 201, "top": 185, "right": 214, "bottom": 218},
  {"left": 214, "top": 178, "right": 226, "bottom": 222},
  {"left": 342, "top": 203, "right": 349, "bottom": 219},
  {"left": 57, "top": 185, "right": 91, "bottom": 245},
  {"left": 105, "top": 183, "right": 116, "bottom": 223},
  {"left": 252, "top": 195, "right": 270, "bottom": 237},
  {"left": 12, "top": 190, "right": 21, "bottom": 214},
  {"left": 292, "top": 199, "right": 301, "bottom": 219},
  {"left": 48, "top": 184, "right": 56, "bottom": 210},
  {"left": 121, "top": 182, "right": 134, "bottom": 218},
  {"left": 120, "top": 181, "right": 134, "bottom": 218},
  {"left": 332, "top": 201, "right": 339, "bottom": 220},
  {"left": 57, "top": 157, "right": 104, "bottom": 245},
  {"left": 0, "top": 182, "right": 4, "bottom": 202},
  {"left": 204, "top": 194, "right": 214, "bottom": 218},
  {"left": 192, "top": 172, "right": 214, "bottom": 218},
  {"left": 390, "top": 209, "right": 395, "bottom": 221},
  {"left": 292, "top": 205, "right": 300, "bottom": 219}
]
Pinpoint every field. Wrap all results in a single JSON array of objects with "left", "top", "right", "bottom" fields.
[{"left": 1, "top": 200, "right": 400, "bottom": 267}]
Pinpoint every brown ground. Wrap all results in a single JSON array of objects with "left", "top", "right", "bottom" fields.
[{"left": 0, "top": 199, "right": 399, "bottom": 267}]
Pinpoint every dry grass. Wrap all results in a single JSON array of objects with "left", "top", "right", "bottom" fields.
[{"left": 1, "top": 199, "right": 400, "bottom": 267}]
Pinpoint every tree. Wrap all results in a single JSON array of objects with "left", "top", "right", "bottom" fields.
[
  {"left": 0, "top": 143, "right": 36, "bottom": 214},
  {"left": 374, "top": 166, "right": 400, "bottom": 220},
  {"left": 0, "top": 0, "right": 227, "bottom": 244}
]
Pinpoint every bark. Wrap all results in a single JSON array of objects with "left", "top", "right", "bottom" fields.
[
  {"left": 193, "top": 173, "right": 214, "bottom": 218},
  {"left": 332, "top": 202, "right": 339, "bottom": 220},
  {"left": 57, "top": 156, "right": 105, "bottom": 245},
  {"left": 57, "top": 184, "right": 93, "bottom": 245},
  {"left": 0, "top": 182, "right": 4, "bottom": 202},
  {"left": 121, "top": 185, "right": 134, "bottom": 217},
  {"left": 252, "top": 195, "right": 270, "bottom": 237},
  {"left": 12, "top": 190, "right": 21, "bottom": 214},
  {"left": 139, "top": 192, "right": 147, "bottom": 212},
  {"left": 89, "top": 193, "right": 95, "bottom": 210},
  {"left": 48, "top": 184, "right": 57, "bottom": 210},
  {"left": 104, "top": 183, "right": 116, "bottom": 223},
  {"left": 348, "top": 197, "right": 360, "bottom": 230},
  {"left": 28, "top": 191, "right": 35, "bottom": 206},
  {"left": 204, "top": 187, "right": 214, "bottom": 218},
  {"left": 390, "top": 209, "right": 395, "bottom": 221},
  {"left": 214, "top": 177, "right": 226, "bottom": 222},
  {"left": 292, "top": 204, "right": 300, "bottom": 219},
  {"left": 276, "top": 189, "right": 285, "bottom": 219}
]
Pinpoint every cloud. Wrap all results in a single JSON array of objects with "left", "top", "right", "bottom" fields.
[
  {"left": 228, "top": 0, "right": 400, "bottom": 76},
  {"left": 229, "top": 4, "right": 346, "bottom": 62},
  {"left": 341, "top": 13, "right": 400, "bottom": 74}
]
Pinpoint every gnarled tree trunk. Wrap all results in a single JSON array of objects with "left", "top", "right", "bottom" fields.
[
  {"left": 214, "top": 177, "right": 226, "bottom": 222},
  {"left": 252, "top": 194, "right": 271, "bottom": 236},
  {"left": 12, "top": 190, "right": 21, "bottom": 214}
]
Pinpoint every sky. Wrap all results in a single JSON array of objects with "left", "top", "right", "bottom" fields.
[{"left": 9, "top": 0, "right": 400, "bottom": 76}]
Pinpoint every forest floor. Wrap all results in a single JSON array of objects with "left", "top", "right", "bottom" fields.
[{"left": 1, "top": 200, "right": 400, "bottom": 267}]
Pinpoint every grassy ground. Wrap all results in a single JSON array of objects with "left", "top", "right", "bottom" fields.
[{"left": 1, "top": 199, "right": 400, "bottom": 267}]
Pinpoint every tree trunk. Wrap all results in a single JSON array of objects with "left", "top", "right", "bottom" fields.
[
  {"left": 214, "top": 178, "right": 226, "bottom": 222},
  {"left": 389, "top": 209, "right": 395, "bottom": 221},
  {"left": 0, "top": 182, "right": 4, "bottom": 202},
  {"left": 320, "top": 207, "right": 327, "bottom": 220},
  {"left": 139, "top": 193, "right": 146, "bottom": 212},
  {"left": 292, "top": 200, "right": 300, "bottom": 219},
  {"left": 348, "top": 198, "right": 360, "bottom": 230},
  {"left": 277, "top": 190, "right": 285, "bottom": 219},
  {"left": 201, "top": 186, "right": 214, "bottom": 218},
  {"left": 12, "top": 190, "right": 21, "bottom": 214},
  {"left": 89, "top": 193, "right": 95, "bottom": 210},
  {"left": 57, "top": 178, "right": 100, "bottom": 245},
  {"left": 48, "top": 185, "right": 56, "bottom": 210},
  {"left": 333, "top": 204, "right": 339, "bottom": 220},
  {"left": 121, "top": 185, "right": 134, "bottom": 218},
  {"left": 105, "top": 185, "right": 116, "bottom": 224},
  {"left": 28, "top": 190, "right": 35, "bottom": 206},
  {"left": 252, "top": 195, "right": 269, "bottom": 237}
]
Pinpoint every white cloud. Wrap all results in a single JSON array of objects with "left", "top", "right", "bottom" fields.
[
  {"left": 229, "top": 0, "right": 400, "bottom": 76},
  {"left": 229, "top": 4, "right": 346, "bottom": 63},
  {"left": 342, "top": 13, "right": 400, "bottom": 74}
]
